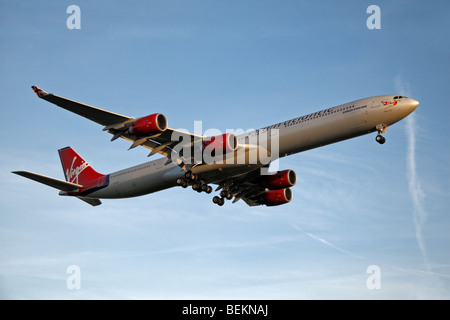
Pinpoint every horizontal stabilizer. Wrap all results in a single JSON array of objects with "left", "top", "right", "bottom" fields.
[
  {"left": 12, "top": 171, "right": 82, "bottom": 191},
  {"left": 77, "top": 196, "right": 102, "bottom": 206}
]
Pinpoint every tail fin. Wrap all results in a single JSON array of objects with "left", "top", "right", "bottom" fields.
[{"left": 58, "top": 147, "right": 104, "bottom": 185}]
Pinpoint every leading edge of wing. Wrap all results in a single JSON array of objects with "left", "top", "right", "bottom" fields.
[{"left": 31, "top": 85, "right": 132, "bottom": 126}]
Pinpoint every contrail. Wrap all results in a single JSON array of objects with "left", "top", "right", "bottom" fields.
[
  {"left": 394, "top": 74, "right": 431, "bottom": 272},
  {"left": 291, "top": 224, "right": 450, "bottom": 281},
  {"left": 291, "top": 224, "right": 365, "bottom": 260}
]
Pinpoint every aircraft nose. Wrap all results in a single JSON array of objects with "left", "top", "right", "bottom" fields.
[{"left": 409, "top": 99, "right": 419, "bottom": 111}]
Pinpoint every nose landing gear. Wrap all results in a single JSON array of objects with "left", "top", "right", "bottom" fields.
[
  {"left": 376, "top": 134, "right": 386, "bottom": 144},
  {"left": 375, "top": 124, "right": 387, "bottom": 145}
]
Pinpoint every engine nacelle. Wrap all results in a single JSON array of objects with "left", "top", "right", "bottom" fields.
[
  {"left": 128, "top": 113, "right": 167, "bottom": 137},
  {"left": 263, "top": 169, "right": 297, "bottom": 190},
  {"left": 262, "top": 188, "right": 292, "bottom": 206},
  {"left": 203, "top": 133, "right": 238, "bottom": 155}
]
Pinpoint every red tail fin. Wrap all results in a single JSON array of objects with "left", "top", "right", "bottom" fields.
[{"left": 58, "top": 147, "right": 104, "bottom": 185}]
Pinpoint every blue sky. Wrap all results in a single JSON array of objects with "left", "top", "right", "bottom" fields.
[{"left": 1, "top": 0, "right": 449, "bottom": 299}]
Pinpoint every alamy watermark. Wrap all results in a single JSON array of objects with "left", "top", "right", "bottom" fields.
[
  {"left": 65, "top": 5, "right": 381, "bottom": 31},
  {"left": 366, "top": 5, "right": 381, "bottom": 30},
  {"left": 66, "top": 265, "right": 81, "bottom": 290},
  {"left": 366, "top": 265, "right": 381, "bottom": 290},
  {"left": 66, "top": 5, "right": 81, "bottom": 30},
  {"left": 167, "top": 122, "right": 280, "bottom": 171}
]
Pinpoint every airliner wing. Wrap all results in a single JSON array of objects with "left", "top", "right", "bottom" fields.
[
  {"left": 117, "top": 127, "right": 202, "bottom": 163},
  {"left": 214, "top": 172, "right": 267, "bottom": 206},
  {"left": 31, "top": 86, "right": 199, "bottom": 163},
  {"left": 211, "top": 166, "right": 295, "bottom": 207},
  {"left": 31, "top": 86, "right": 132, "bottom": 126}
]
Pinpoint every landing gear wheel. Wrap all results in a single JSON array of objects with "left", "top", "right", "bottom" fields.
[
  {"left": 212, "top": 196, "right": 225, "bottom": 206},
  {"left": 376, "top": 134, "right": 386, "bottom": 145},
  {"left": 185, "top": 170, "right": 196, "bottom": 180},
  {"left": 220, "top": 189, "right": 233, "bottom": 200},
  {"left": 205, "top": 186, "right": 212, "bottom": 194},
  {"left": 192, "top": 182, "right": 200, "bottom": 190},
  {"left": 177, "top": 178, "right": 188, "bottom": 188}
]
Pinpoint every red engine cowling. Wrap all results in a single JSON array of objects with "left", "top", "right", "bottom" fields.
[
  {"left": 203, "top": 133, "right": 238, "bottom": 154},
  {"left": 128, "top": 113, "right": 167, "bottom": 137},
  {"left": 262, "top": 188, "right": 292, "bottom": 206},
  {"left": 263, "top": 169, "right": 297, "bottom": 190}
]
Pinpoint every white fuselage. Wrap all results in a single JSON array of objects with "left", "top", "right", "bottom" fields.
[{"left": 84, "top": 95, "right": 418, "bottom": 200}]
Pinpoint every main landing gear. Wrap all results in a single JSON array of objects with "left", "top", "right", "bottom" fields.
[
  {"left": 375, "top": 124, "right": 387, "bottom": 145},
  {"left": 212, "top": 188, "right": 234, "bottom": 206},
  {"left": 212, "top": 196, "right": 225, "bottom": 206},
  {"left": 176, "top": 170, "right": 213, "bottom": 194},
  {"left": 176, "top": 170, "right": 233, "bottom": 206}
]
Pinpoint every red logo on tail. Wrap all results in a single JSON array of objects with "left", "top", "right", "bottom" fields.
[{"left": 58, "top": 147, "right": 104, "bottom": 185}]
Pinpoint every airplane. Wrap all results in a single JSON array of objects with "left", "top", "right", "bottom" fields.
[{"left": 12, "top": 86, "right": 419, "bottom": 207}]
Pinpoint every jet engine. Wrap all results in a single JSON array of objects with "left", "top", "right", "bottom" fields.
[
  {"left": 203, "top": 133, "right": 238, "bottom": 154},
  {"left": 262, "top": 188, "right": 292, "bottom": 206},
  {"left": 263, "top": 169, "right": 297, "bottom": 190},
  {"left": 128, "top": 113, "right": 167, "bottom": 137}
]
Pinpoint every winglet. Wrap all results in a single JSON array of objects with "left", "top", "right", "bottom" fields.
[{"left": 31, "top": 85, "right": 49, "bottom": 98}]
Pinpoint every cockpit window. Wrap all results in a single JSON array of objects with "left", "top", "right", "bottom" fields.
[{"left": 394, "top": 95, "right": 407, "bottom": 99}]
